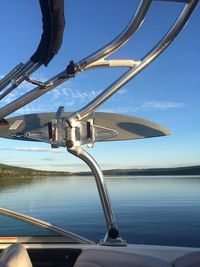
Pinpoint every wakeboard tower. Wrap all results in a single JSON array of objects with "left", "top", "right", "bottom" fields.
[{"left": 0, "top": 0, "right": 198, "bottom": 246}]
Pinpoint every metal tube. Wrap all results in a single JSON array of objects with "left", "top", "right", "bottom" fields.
[
  {"left": 0, "top": 0, "right": 198, "bottom": 119},
  {"left": 0, "top": 63, "right": 24, "bottom": 90},
  {"left": 0, "top": 60, "right": 34, "bottom": 91},
  {"left": 0, "top": 69, "right": 72, "bottom": 118},
  {"left": 78, "top": 0, "right": 152, "bottom": 69},
  {"left": 84, "top": 59, "right": 140, "bottom": 70},
  {"left": 70, "top": 0, "right": 198, "bottom": 120},
  {"left": 0, "top": 62, "right": 41, "bottom": 101},
  {"left": 0, "top": 1, "right": 151, "bottom": 118},
  {"left": 68, "top": 146, "right": 117, "bottom": 231}
]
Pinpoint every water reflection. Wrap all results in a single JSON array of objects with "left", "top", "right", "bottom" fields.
[
  {"left": 0, "top": 175, "right": 200, "bottom": 247},
  {"left": 0, "top": 177, "right": 43, "bottom": 192},
  {"left": 0, "top": 214, "right": 59, "bottom": 236}
]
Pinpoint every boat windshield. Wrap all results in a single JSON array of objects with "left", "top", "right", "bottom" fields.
[
  {"left": 0, "top": 214, "right": 59, "bottom": 237},
  {"left": 0, "top": 176, "right": 94, "bottom": 244}
]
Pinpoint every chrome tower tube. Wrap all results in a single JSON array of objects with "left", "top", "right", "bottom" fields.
[
  {"left": 0, "top": 62, "right": 41, "bottom": 101},
  {"left": 0, "top": 0, "right": 151, "bottom": 119},
  {"left": 68, "top": 146, "right": 116, "bottom": 230},
  {"left": 78, "top": 0, "right": 152, "bottom": 69},
  {"left": 0, "top": 1, "right": 198, "bottom": 119},
  {"left": 69, "top": 0, "right": 198, "bottom": 120},
  {"left": 68, "top": 146, "right": 126, "bottom": 245}
]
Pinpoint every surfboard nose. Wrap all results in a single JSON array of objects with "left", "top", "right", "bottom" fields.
[
  {"left": 93, "top": 112, "right": 171, "bottom": 141},
  {"left": 116, "top": 121, "right": 171, "bottom": 139}
]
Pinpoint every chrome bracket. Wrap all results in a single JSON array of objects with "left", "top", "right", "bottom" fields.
[
  {"left": 24, "top": 107, "right": 118, "bottom": 148},
  {"left": 24, "top": 75, "right": 53, "bottom": 89}
]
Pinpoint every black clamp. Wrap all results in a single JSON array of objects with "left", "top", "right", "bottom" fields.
[
  {"left": 66, "top": 60, "right": 77, "bottom": 78},
  {"left": 108, "top": 227, "right": 119, "bottom": 239},
  {"left": 66, "top": 60, "right": 76, "bottom": 77},
  {"left": 58, "top": 60, "right": 78, "bottom": 80}
]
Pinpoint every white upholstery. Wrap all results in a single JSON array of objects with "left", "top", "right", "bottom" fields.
[
  {"left": 74, "top": 249, "right": 172, "bottom": 267},
  {"left": 173, "top": 251, "right": 200, "bottom": 267},
  {"left": 0, "top": 243, "right": 32, "bottom": 267}
]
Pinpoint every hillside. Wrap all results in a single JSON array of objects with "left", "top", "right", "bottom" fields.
[
  {"left": 0, "top": 163, "right": 72, "bottom": 178},
  {"left": 0, "top": 163, "right": 200, "bottom": 178},
  {"left": 77, "top": 165, "right": 200, "bottom": 176}
]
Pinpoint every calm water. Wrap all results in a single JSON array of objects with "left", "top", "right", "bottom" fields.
[{"left": 0, "top": 175, "right": 200, "bottom": 247}]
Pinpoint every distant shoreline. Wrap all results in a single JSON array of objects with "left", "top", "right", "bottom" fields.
[
  {"left": 77, "top": 165, "right": 200, "bottom": 176},
  {"left": 0, "top": 163, "right": 200, "bottom": 178}
]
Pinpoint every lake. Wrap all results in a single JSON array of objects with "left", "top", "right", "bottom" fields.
[{"left": 0, "top": 175, "right": 200, "bottom": 247}]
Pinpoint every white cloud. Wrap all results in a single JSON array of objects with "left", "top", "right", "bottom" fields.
[
  {"left": 17, "top": 103, "right": 51, "bottom": 114},
  {"left": 49, "top": 85, "right": 101, "bottom": 104},
  {"left": 101, "top": 106, "right": 134, "bottom": 114},
  {"left": 140, "top": 101, "right": 185, "bottom": 111},
  {"left": 100, "top": 101, "right": 185, "bottom": 114},
  {"left": 1, "top": 71, "right": 185, "bottom": 118},
  {"left": 0, "top": 147, "right": 65, "bottom": 153},
  {"left": 0, "top": 70, "right": 102, "bottom": 114},
  {"left": 0, "top": 72, "right": 48, "bottom": 106}
]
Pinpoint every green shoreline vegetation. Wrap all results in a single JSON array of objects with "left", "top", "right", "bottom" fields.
[
  {"left": 0, "top": 163, "right": 72, "bottom": 178},
  {"left": 0, "top": 163, "right": 200, "bottom": 178}
]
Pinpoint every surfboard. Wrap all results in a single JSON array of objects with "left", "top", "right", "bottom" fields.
[{"left": 0, "top": 112, "right": 171, "bottom": 145}]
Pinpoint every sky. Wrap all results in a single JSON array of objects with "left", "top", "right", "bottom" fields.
[{"left": 0, "top": 0, "right": 200, "bottom": 172}]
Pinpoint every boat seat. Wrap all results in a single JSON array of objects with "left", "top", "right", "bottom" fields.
[
  {"left": 0, "top": 243, "right": 32, "bottom": 267},
  {"left": 173, "top": 251, "right": 200, "bottom": 267},
  {"left": 74, "top": 248, "right": 172, "bottom": 267}
]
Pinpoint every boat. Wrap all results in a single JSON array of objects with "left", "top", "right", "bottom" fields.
[{"left": 0, "top": 0, "right": 200, "bottom": 266}]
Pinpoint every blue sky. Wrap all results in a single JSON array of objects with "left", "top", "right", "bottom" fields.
[{"left": 0, "top": 1, "right": 200, "bottom": 171}]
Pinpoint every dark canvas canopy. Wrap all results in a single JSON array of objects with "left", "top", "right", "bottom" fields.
[{"left": 31, "top": 0, "right": 65, "bottom": 66}]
